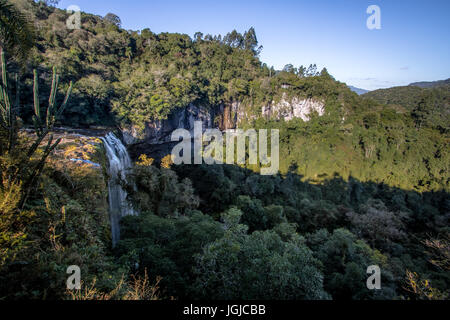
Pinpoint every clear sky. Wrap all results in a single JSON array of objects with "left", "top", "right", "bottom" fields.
[{"left": 57, "top": 0, "right": 450, "bottom": 90}]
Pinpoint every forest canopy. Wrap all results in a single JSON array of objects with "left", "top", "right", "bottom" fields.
[{"left": 0, "top": 0, "right": 448, "bottom": 301}]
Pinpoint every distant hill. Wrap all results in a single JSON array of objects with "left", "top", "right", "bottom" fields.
[
  {"left": 363, "top": 83, "right": 449, "bottom": 111},
  {"left": 348, "top": 85, "right": 369, "bottom": 95},
  {"left": 362, "top": 83, "right": 449, "bottom": 132},
  {"left": 362, "top": 86, "right": 425, "bottom": 110},
  {"left": 409, "top": 78, "right": 450, "bottom": 88}
]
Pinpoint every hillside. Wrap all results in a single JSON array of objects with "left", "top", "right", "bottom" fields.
[
  {"left": 9, "top": 0, "right": 360, "bottom": 131},
  {"left": 362, "top": 85, "right": 450, "bottom": 132},
  {"left": 409, "top": 78, "right": 450, "bottom": 88}
]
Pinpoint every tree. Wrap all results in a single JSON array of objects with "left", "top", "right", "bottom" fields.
[
  {"left": 283, "top": 64, "right": 295, "bottom": 74},
  {"left": 236, "top": 195, "right": 267, "bottom": 231},
  {"left": 192, "top": 208, "right": 329, "bottom": 299},
  {"left": 243, "top": 27, "right": 262, "bottom": 55},
  {"left": 424, "top": 234, "right": 450, "bottom": 271},
  {"left": 104, "top": 13, "right": 121, "bottom": 28},
  {"left": 306, "top": 64, "right": 318, "bottom": 77},
  {"left": 223, "top": 30, "right": 244, "bottom": 49},
  {"left": 0, "top": 0, "right": 36, "bottom": 62},
  {"left": 194, "top": 32, "right": 203, "bottom": 42},
  {"left": 125, "top": 164, "right": 199, "bottom": 217},
  {"left": 297, "top": 65, "right": 306, "bottom": 77},
  {"left": 346, "top": 199, "right": 409, "bottom": 247},
  {"left": 307, "top": 228, "right": 395, "bottom": 299},
  {"left": 40, "top": 0, "right": 60, "bottom": 6},
  {"left": 411, "top": 92, "right": 434, "bottom": 128},
  {"left": 116, "top": 210, "right": 224, "bottom": 298},
  {"left": 320, "top": 67, "right": 332, "bottom": 79},
  {"left": 264, "top": 204, "right": 286, "bottom": 228},
  {"left": 0, "top": 47, "right": 72, "bottom": 274},
  {"left": 0, "top": 50, "right": 73, "bottom": 208},
  {"left": 404, "top": 270, "right": 448, "bottom": 300}
]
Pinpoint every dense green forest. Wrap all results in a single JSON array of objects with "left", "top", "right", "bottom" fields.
[
  {"left": 363, "top": 84, "right": 449, "bottom": 131},
  {"left": 409, "top": 78, "right": 450, "bottom": 89},
  {"left": 0, "top": 0, "right": 449, "bottom": 300},
  {"left": 7, "top": 0, "right": 342, "bottom": 130}
]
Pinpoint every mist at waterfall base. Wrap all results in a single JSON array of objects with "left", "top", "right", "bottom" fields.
[{"left": 101, "top": 133, "right": 137, "bottom": 246}]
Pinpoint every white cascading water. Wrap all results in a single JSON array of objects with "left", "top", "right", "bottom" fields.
[{"left": 101, "top": 132, "right": 137, "bottom": 247}]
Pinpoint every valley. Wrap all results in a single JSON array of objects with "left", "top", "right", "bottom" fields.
[{"left": 0, "top": 0, "right": 448, "bottom": 301}]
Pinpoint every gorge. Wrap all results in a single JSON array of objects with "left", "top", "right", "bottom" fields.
[{"left": 1, "top": 0, "right": 448, "bottom": 301}]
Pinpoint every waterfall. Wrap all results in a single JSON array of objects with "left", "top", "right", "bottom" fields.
[{"left": 101, "top": 132, "right": 137, "bottom": 247}]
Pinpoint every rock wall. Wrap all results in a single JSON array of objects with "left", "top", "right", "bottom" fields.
[
  {"left": 262, "top": 94, "right": 325, "bottom": 122},
  {"left": 123, "top": 102, "right": 245, "bottom": 146},
  {"left": 123, "top": 102, "right": 241, "bottom": 161},
  {"left": 123, "top": 103, "right": 214, "bottom": 145},
  {"left": 123, "top": 96, "right": 325, "bottom": 160}
]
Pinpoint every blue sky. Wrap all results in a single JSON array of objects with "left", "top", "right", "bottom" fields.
[{"left": 57, "top": 0, "right": 450, "bottom": 90}]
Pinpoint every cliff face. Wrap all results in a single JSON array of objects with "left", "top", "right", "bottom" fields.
[
  {"left": 123, "top": 101, "right": 245, "bottom": 145},
  {"left": 123, "top": 97, "right": 325, "bottom": 160},
  {"left": 123, "top": 102, "right": 239, "bottom": 161},
  {"left": 123, "top": 103, "right": 215, "bottom": 145},
  {"left": 262, "top": 94, "right": 325, "bottom": 122}
]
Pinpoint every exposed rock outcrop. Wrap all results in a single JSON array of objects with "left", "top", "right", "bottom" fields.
[
  {"left": 123, "top": 96, "right": 325, "bottom": 161},
  {"left": 262, "top": 94, "right": 325, "bottom": 122},
  {"left": 123, "top": 102, "right": 245, "bottom": 146},
  {"left": 123, "top": 102, "right": 242, "bottom": 161},
  {"left": 123, "top": 103, "right": 214, "bottom": 145}
]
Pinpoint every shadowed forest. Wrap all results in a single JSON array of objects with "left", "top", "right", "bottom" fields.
[{"left": 0, "top": 0, "right": 448, "bottom": 300}]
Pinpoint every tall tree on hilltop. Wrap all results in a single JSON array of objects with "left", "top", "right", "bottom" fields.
[
  {"left": 223, "top": 30, "right": 244, "bottom": 48},
  {"left": 243, "top": 27, "right": 262, "bottom": 55},
  {"left": 104, "top": 13, "right": 122, "bottom": 28}
]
